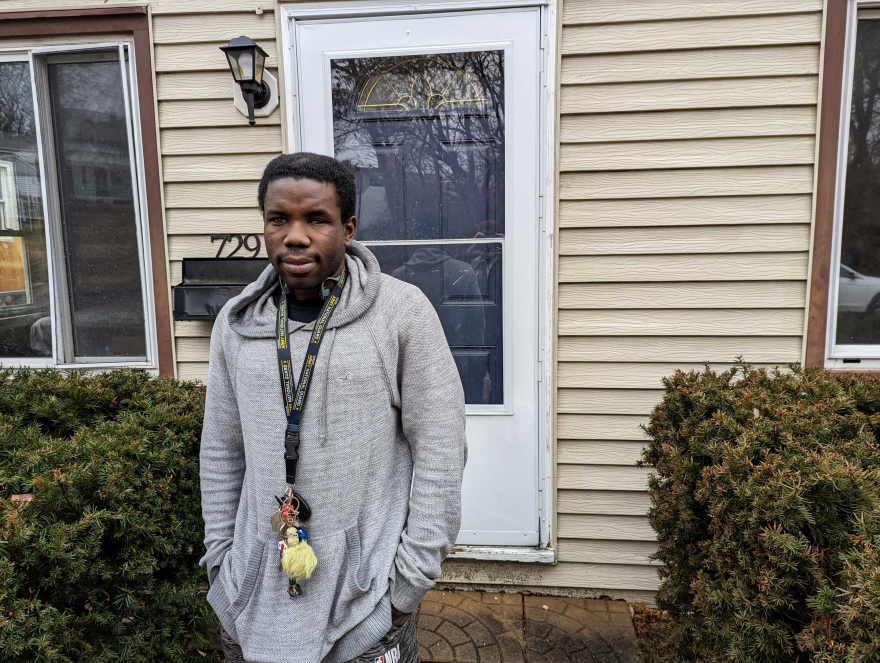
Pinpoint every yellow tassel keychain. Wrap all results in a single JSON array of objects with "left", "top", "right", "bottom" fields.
[{"left": 281, "top": 527, "right": 317, "bottom": 580}]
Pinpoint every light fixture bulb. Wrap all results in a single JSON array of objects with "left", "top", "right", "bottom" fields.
[{"left": 237, "top": 52, "right": 253, "bottom": 80}]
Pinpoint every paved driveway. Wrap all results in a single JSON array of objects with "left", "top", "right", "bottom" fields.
[{"left": 417, "top": 590, "right": 639, "bottom": 662}]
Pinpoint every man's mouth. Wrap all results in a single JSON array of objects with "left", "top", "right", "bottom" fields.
[{"left": 280, "top": 257, "right": 317, "bottom": 276}]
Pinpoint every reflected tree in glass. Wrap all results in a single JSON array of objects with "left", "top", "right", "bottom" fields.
[
  {"left": 837, "top": 21, "right": 880, "bottom": 345},
  {"left": 331, "top": 51, "right": 505, "bottom": 403},
  {"left": 0, "top": 62, "right": 52, "bottom": 359},
  {"left": 332, "top": 51, "right": 505, "bottom": 241}
]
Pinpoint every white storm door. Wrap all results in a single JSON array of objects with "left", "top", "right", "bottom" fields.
[{"left": 292, "top": 8, "right": 542, "bottom": 546}]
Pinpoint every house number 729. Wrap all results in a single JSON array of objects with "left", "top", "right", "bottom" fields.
[{"left": 211, "top": 234, "right": 262, "bottom": 258}]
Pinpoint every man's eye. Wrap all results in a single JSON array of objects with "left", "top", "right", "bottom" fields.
[{"left": 269, "top": 217, "right": 286, "bottom": 225}]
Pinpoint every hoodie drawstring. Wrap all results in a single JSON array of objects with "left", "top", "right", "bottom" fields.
[{"left": 321, "top": 327, "right": 338, "bottom": 446}]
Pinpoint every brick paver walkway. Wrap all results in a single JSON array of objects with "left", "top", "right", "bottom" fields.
[{"left": 416, "top": 590, "right": 639, "bottom": 663}]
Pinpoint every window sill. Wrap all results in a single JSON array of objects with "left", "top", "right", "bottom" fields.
[
  {"left": 825, "top": 358, "right": 880, "bottom": 371},
  {"left": 55, "top": 361, "right": 156, "bottom": 370},
  {"left": 447, "top": 545, "right": 555, "bottom": 563},
  {"left": 1, "top": 360, "right": 157, "bottom": 373}
]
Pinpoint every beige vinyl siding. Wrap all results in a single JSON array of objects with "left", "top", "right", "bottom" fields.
[
  {"left": 155, "top": 42, "right": 279, "bottom": 72},
  {"left": 559, "top": 253, "right": 809, "bottom": 282},
  {"left": 557, "top": 540, "right": 659, "bottom": 565},
  {"left": 141, "top": 6, "right": 280, "bottom": 382},
  {"left": 561, "top": 45, "right": 820, "bottom": 86},
  {"left": 559, "top": 282, "right": 806, "bottom": 309},
  {"left": 558, "top": 489, "right": 652, "bottom": 515},
  {"left": 175, "top": 321, "right": 212, "bottom": 381},
  {"left": 560, "top": 136, "right": 816, "bottom": 171},
  {"left": 561, "top": 108, "right": 818, "bottom": 143},
  {"left": 561, "top": 78, "right": 818, "bottom": 114},
  {"left": 165, "top": 208, "right": 264, "bottom": 234},
  {"left": 560, "top": 195, "right": 813, "bottom": 227},
  {"left": 157, "top": 72, "right": 240, "bottom": 100},
  {"left": 152, "top": 12, "right": 278, "bottom": 42},
  {"left": 161, "top": 127, "right": 283, "bottom": 155},
  {"left": 562, "top": 0, "right": 824, "bottom": 24},
  {"left": 554, "top": 0, "right": 821, "bottom": 594},
  {"left": 562, "top": 14, "right": 821, "bottom": 54}
]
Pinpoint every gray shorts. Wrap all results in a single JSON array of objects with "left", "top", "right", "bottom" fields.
[{"left": 220, "top": 612, "right": 419, "bottom": 663}]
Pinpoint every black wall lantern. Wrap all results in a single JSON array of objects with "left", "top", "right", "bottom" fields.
[{"left": 220, "top": 36, "right": 271, "bottom": 126}]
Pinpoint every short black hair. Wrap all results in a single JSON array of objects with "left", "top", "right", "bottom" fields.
[{"left": 257, "top": 152, "right": 357, "bottom": 221}]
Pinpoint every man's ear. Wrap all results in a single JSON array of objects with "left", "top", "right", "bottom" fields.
[{"left": 343, "top": 215, "right": 358, "bottom": 247}]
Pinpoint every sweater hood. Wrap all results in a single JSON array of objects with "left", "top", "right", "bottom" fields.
[{"left": 225, "top": 240, "right": 381, "bottom": 339}]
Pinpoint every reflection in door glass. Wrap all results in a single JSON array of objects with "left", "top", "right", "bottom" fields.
[
  {"left": 331, "top": 51, "right": 504, "bottom": 241},
  {"left": 332, "top": 51, "right": 505, "bottom": 403},
  {"left": 0, "top": 62, "right": 52, "bottom": 359},
  {"left": 371, "top": 242, "right": 503, "bottom": 404},
  {"left": 837, "top": 20, "right": 880, "bottom": 345}
]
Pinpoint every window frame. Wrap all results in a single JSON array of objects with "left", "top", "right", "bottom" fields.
[
  {"left": 0, "top": 8, "right": 172, "bottom": 374},
  {"left": 1, "top": 41, "right": 154, "bottom": 368},
  {"left": 825, "top": 2, "right": 880, "bottom": 364}
]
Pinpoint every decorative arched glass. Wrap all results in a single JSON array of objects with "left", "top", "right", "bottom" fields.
[{"left": 355, "top": 56, "right": 487, "bottom": 112}]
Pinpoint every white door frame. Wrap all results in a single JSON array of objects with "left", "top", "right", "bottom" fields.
[{"left": 280, "top": 0, "right": 557, "bottom": 560}]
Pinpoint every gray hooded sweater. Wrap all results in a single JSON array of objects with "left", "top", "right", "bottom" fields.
[{"left": 199, "top": 241, "right": 467, "bottom": 663}]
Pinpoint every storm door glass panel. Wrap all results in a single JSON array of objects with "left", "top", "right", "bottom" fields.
[
  {"left": 370, "top": 242, "right": 502, "bottom": 404},
  {"left": 0, "top": 62, "right": 52, "bottom": 359},
  {"left": 836, "top": 19, "right": 880, "bottom": 346},
  {"left": 332, "top": 51, "right": 504, "bottom": 403},
  {"left": 47, "top": 53, "right": 146, "bottom": 359}
]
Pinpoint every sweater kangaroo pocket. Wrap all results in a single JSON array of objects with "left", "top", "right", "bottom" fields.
[
  {"left": 328, "top": 525, "right": 377, "bottom": 632},
  {"left": 224, "top": 536, "right": 273, "bottom": 625},
  {"left": 344, "top": 525, "right": 373, "bottom": 594}
]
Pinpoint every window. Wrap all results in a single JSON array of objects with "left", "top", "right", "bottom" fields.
[
  {"left": 826, "top": 8, "right": 880, "bottom": 361},
  {"left": 0, "top": 43, "right": 155, "bottom": 366},
  {"left": 331, "top": 51, "right": 505, "bottom": 404},
  {"left": 806, "top": 0, "right": 880, "bottom": 367}
]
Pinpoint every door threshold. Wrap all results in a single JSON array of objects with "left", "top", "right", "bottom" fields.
[{"left": 447, "top": 545, "right": 555, "bottom": 563}]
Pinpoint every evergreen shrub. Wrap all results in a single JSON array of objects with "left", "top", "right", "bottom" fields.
[
  {"left": 0, "top": 368, "right": 215, "bottom": 662},
  {"left": 640, "top": 363, "right": 880, "bottom": 663}
]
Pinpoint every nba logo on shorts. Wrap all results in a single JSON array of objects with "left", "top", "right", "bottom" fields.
[{"left": 375, "top": 644, "right": 400, "bottom": 663}]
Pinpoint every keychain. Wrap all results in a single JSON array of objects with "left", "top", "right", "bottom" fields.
[{"left": 272, "top": 488, "right": 316, "bottom": 598}]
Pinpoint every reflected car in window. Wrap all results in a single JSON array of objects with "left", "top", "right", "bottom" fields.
[{"left": 839, "top": 264, "right": 880, "bottom": 314}]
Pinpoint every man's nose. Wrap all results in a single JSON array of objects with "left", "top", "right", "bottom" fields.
[{"left": 283, "top": 220, "right": 310, "bottom": 247}]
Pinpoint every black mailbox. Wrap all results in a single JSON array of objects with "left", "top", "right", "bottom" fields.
[{"left": 174, "top": 258, "right": 270, "bottom": 321}]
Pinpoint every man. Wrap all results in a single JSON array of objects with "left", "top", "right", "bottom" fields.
[{"left": 199, "top": 153, "right": 467, "bottom": 663}]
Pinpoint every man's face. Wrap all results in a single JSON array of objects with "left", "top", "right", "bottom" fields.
[{"left": 263, "top": 178, "right": 357, "bottom": 297}]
